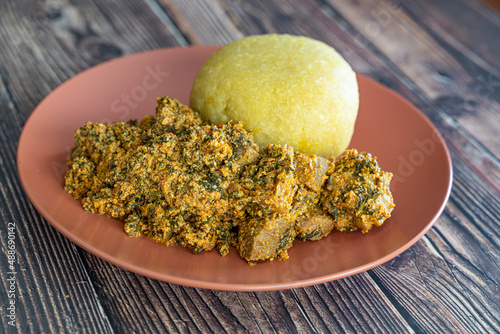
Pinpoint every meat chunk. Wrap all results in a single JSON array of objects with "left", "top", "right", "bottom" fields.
[
  {"left": 294, "top": 153, "right": 330, "bottom": 192},
  {"left": 239, "top": 145, "right": 297, "bottom": 217},
  {"left": 291, "top": 152, "right": 330, "bottom": 215},
  {"left": 228, "top": 123, "right": 260, "bottom": 174},
  {"left": 238, "top": 213, "right": 296, "bottom": 263},
  {"left": 320, "top": 149, "right": 395, "bottom": 233},
  {"left": 154, "top": 96, "right": 202, "bottom": 134},
  {"left": 295, "top": 207, "right": 335, "bottom": 241}
]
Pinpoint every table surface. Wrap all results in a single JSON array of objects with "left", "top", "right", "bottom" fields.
[{"left": 1, "top": 0, "right": 499, "bottom": 333}]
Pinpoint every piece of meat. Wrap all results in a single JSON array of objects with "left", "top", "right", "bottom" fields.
[
  {"left": 320, "top": 149, "right": 395, "bottom": 233},
  {"left": 295, "top": 207, "right": 335, "bottom": 241},
  {"left": 294, "top": 153, "right": 330, "bottom": 192},
  {"left": 154, "top": 97, "right": 202, "bottom": 134},
  {"left": 238, "top": 213, "right": 296, "bottom": 263},
  {"left": 228, "top": 123, "right": 260, "bottom": 174},
  {"left": 239, "top": 144, "right": 297, "bottom": 217}
]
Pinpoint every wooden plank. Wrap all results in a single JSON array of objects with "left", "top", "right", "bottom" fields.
[
  {"left": 398, "top": 0, "right": 500, "bottom": 168},
  {"left": 0, "top": 78, "right": 113, "bottom": 333},
  {"left": 157, "top": 0, "right": 243, "bottom": 44},
  {"left": 77, "top": 252, "right": 415, "bottom": 333},
  {"left": 325, "top": 0, "right": 500, "bottom": 158},
  {"left": 481, "top": 0, "right": 500, "bottom": 12},
  {"left": 81, "top": 254, "right": 208, "bottom": 333},
  {"left": 0, "top": 0, "right": 190, "bottom": 332},
  {"left": 371, "top": 154, "right": 500, "bottom": 333},
  {"left": 373, "top": 219, "right": 500, "bottom": 333},
  {"left": 0, "top": 0, "right": 187, "bottom": 123},
  {"left": 297, "top": 279, "right": 413, "bottom": 333},
  {"left": 405, "top": 0, "right": 500, "bottom": 68}
]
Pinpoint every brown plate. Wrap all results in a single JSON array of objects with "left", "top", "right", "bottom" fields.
[{"left": 17, "top": 46, "right": 452, "bottom": 291}]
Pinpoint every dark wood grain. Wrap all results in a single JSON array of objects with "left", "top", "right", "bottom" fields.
[
  {"left": 0, "top": 0, "right": 499, "bottom": 333},
  {"left": 0, "top": 70, "right": 114, "bottom": 333},
  {"left": 482, "top": 0, "right": 500, "bottom": 12}
]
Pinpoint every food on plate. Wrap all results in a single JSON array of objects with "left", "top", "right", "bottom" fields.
[
  {"left": 321, "top": 150, "right": 394, "bottom": 233},
  {"left": 190, "top": 34, "right": 359, "bottom": 158},
  {"left": 65, "top": 97, "right": 394, "bottom": 264}
]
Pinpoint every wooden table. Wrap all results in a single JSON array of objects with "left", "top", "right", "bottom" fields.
[{"left": 2, "top": 1, "right": 499, "bottom": 332}]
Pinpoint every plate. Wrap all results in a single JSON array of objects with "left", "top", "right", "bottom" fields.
[{"left": 17, "top": 46, "right": 452, "bottom": 291}]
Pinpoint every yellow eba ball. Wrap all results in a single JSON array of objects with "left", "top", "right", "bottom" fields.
[{"left": 190, "top": 34, "right": 359, "bottom": 158}]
